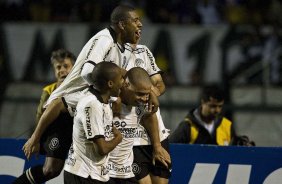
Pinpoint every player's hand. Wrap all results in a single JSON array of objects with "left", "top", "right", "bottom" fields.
[
  {"left": 22, "top": 136, "right": 40, "bottom": 160},
  {"left": 112, "top": 126, "right": 122, "bottom": 143},
  {"left": 148, "top": 90, "right": 159, "bottom": 114},
  {"left": 152, "top": 144, "right": 171, "bottom": 169}
]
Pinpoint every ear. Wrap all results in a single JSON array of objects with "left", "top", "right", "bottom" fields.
[
  {"left": 118, "top": 21, "right": 125, "bottom": 30},
  {"left": 108, "top": 80, "right": 114, "bottom": 88}
]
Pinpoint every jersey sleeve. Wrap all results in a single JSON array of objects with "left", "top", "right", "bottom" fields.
[
  {"left": 81, "top": 36, "right": 113, "bottom": 84},
  {"left": 143, "top": 45, "right": 162, "bottom": 76},
  {"left": 80, "top": 100, "right": 105, "bottom": 140}
]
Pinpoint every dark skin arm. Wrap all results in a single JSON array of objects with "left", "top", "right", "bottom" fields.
[
  {"left": 93, "top": 126, "right": 122, "bottom": 155},
  {"left": 150, "top": 73, "right": 165, "bottom": 96},
  {"left": 23, "top": 98, "right": 67, "bottom": 159},
  {"left": 143, "top": 74, "right": 170, "bottom": 167},
  {"left": 141, "top": 113, "right": 171, "bottom": 168}
]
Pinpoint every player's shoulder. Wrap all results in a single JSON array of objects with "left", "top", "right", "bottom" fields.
[
  {"left": 93, "top": 28, "right": 114, "bottom": 42},
  {"left": 77, "top": 93, "right": 99, "bottom": 108}
]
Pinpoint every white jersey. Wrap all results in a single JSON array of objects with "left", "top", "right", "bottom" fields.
[
  {"left": 64, "top": 88, "right": 113, "bottom": 182},
  {"left": 133, "top": 108, "right": 170, "bottom": 146},
  {"left": 108, "top": 104, "right": 170, "bottom": 178},
  {"left": 46, "top": 28, "right": 162, "bottom": 107},
  {"left": 108, "top": 104, "right": 145, "bottom": 178},
  {"left": 62, "top": 88, "right": 89, "bottom": 117}
]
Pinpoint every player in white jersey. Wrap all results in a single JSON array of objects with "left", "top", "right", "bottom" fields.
[
  {"left": 64, "top": 62, "right": 124, "bottom": 184},
  {"left": 106, "top": 67, "right": 152, "bottom": 183},
  {"left": 105, "top": 59, "right": 170, "bottom": 184},
  {"left": 45, "top": 5, "right": 142, "bottom": 105},
  {"left": 23, "top": 5, "right": 170, "bottom": 183},
  {"left": 22, "top": 3, "right": 142, "bottom": 173}
]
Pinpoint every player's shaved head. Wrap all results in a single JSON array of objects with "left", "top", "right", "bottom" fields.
[
  {"left": 110, "top": 5, "right": 136, "bottom": 24},
  {"left": 126, "top": 67, "right": 152, "bottom": 90},
  {"left": 91, "top": 62, "right": 120, "bottom": 90}
]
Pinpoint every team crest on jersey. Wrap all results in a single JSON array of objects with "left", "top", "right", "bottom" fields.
[
  {"left": 49, "top": 137, "right": 60, "bottom": 150},
  {"left": 135, "top": 106, "right": 144, "bottom": 116},
  {"left": 135, "top": 58, "right": 145, "bottom": 68}
]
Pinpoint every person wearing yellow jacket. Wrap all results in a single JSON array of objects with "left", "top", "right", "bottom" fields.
[{"left": 169, "top": 85, "right": 235, "bottom": 145}]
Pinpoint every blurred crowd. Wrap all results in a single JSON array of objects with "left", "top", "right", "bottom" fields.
[{"left": 1, "top": 0, "right": 282, "bottom": 25}]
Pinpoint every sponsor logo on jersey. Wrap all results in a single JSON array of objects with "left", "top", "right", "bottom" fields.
[
  {"left": 49, "top": 137, "right": 60, "bottom": 151},
  {"left": 85, "top": 39, "right": 98, "bottom": 60},
  {"left": 84, "top": 107, "right": 92, "bottom": 136},
  {"left": 107, "top": 163, "right": 132, "bottom": 173},
  {"left": 104, "top": 124, "right": 112, "bottom": 139},
  {"left": 135, "top": 58, "right": 145, "bottom": 68},
  {"left": 145, "top": 49, "right": 157, "bottom": 71},
  {"left": 101, "top": 165, "right": 109, "bottom": 176}
]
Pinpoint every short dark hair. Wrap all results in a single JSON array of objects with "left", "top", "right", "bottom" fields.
[
  {"left": 110, "top": 5, "right": 136, "bottom": 24},
  {"left": 126, "top": 67, "right": 151, "bottom": 87},
  {"left": 201, "top": 84, "right": 224, "bottom": 102},
  {"left": 92, "top": 62, "right": 120, "bottom": 89},
  {"left": 51, "top": 49, "right": 76, "bottom": 65}
]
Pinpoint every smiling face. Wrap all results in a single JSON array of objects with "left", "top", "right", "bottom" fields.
[
  {"left": 53, "top": 58, "right": 74, "bottom": 84},
  {"left": 121, "top": 10, "right": 142, "bottom": 44},
  {"left": 121, "top": 78, "right": 151, "bottom": 106}
]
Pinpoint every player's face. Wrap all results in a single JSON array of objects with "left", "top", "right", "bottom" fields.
[
  {"left": 124, "top": 81, "right": 151, "bottom": 106},
  {"left": 201, "top": 97, "right": 224, "bottom": 121},
  {"left": 53, "top": 58, "right": 74, "bottom": 83},
  {"left": 111, "top": 69, "right": 125, "bottom": 97},
  {"left": 122, "top": 11, "right": 142, "bottom": 44}
]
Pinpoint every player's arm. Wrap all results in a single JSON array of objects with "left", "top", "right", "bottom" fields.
[
  {"left": 83, "top": 100, "right": 122, "bottom": 156},
  {"left": 150, "top": 73, "right": 165, "bottom": 96},
  {"left": 141, "top": 113, "right": 171, "bottom": 168},
  {"left": 81, "top": 36, "right": 113, "bottom": 85},
  {"left": 92, "top": 126, "right": 122, "bottom": 155},
  {"left": 144, "top": 45, "right": 166, "bottom": 96},
  {"left": 23, "top": 98, "right": 67, "bottom": 159}
]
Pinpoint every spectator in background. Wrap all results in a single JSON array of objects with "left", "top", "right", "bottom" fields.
[
  {"left": 13, "top": 49, "right": 75, "bottom": 184},
  {"left": 36, "top": 49, "right": 75, "bottom": 123},
  {"left": 169, "top": 84, "right": 255, "bottom": 146}
]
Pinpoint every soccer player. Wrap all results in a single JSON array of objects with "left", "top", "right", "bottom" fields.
[
  {"left": 64, "top": 62, "right": 124, "bottom": 184},
  {"left": 107, "top": 67, "right": 153, "bottom": 183},
  {"left": 22, "top": 5, "right": 170, "bottom": 183},
  {"left": 13, "top": 49, "right": 75, "bottom": 184}
]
